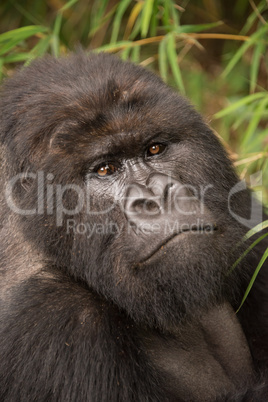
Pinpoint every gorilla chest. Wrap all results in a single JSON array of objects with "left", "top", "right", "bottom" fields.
[{"left": 140, "top": 304, "right": 254, "bottom": 401}]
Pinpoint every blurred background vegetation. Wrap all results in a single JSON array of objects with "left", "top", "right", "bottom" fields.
[{"left": 0, "top": 0, "right": 267, "bottom": 205}]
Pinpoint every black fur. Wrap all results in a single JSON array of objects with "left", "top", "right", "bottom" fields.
[{"left": 0, "top": 52, "right": 267, "bottom": 401}]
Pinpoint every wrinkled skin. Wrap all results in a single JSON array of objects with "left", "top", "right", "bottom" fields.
[{"left": 0, "top": 53, "right": 267, "bottom": 401}]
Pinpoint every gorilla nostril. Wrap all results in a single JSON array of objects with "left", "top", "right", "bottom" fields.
[
  {"left": 163, "top": 183, "right": 174, "bottom": 203},
  {"left": 132, "top": 199, "right": 160, "bottom": 215}
]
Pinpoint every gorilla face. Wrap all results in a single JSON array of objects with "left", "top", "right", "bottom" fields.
[
  {"left": 1, "top": 52, "right": 250, "bottom": 329},
  {"left": 75, "top": 140, "right": 245, "bottom": 328}
]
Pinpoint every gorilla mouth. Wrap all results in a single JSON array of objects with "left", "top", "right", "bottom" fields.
[{"left": 138, "top": 224, "right": 218, "bottom": 265}]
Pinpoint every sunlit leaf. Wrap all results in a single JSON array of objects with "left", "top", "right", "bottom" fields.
[
  {"left": 124, "top": 1, "right": 143, "bottom": 40},
  {"left": 0, "top": 58, "right": 3, "bottom": 80},
  {"left": 141, "top": 0, "right": 154, "bottom": 38},
  {"left": 243, "top": 220, "right": 268, "bottom": 241},
  {"left": 159, "top": 38, "right": 168, "bottom": 82},
  {"left": 149, "top": 0, "right": 159, "bottom": 37},
  {"left": 131, "top": 45, "right": 140, "bottom": 63},
  {"left": 236, "top": 247, "right": 268, "bottom": 312},
  {"left": 60, "top": 0, "right": 78, "bottom": 12},
  {"left": 240, "top": 0, "right": 267, "bottom": 35},
  {"left": 89, "top": 5, "right": 117, "bottom": 38},
  {"left": 95, "top": 41, "right": 133, "bottom": 52},
  {"left": 250, "top": 40, "right": 265, "bottom": 93},
  {"left": 0, "top": 26, "right": 48, "bottom": 56},
  {"left": 161, "top": 0, "right": 170, "bottom": 28},
  {"left": 3, "top": 52, "right": 32, "bottom": 63},
  {"left": 167, "top": 34, "right": 185, "bottom": 94},
  {"left": 26, "top": 35, "right": 51, "bottom": 64},
  {"left": 110, "top": 0, "right": 132, "bottom": 44},
  {"left": 121, "top": 46, "right": 132, "bottom": 60},
  {"left": 0, "top": 26, "right": 48, "bottom": 44},
  {"left": 242, "top": 98, "right": 268, "bottom": 148},
  {"left": 222, "top": 24, "right": 268, "bottom": 78},
  {"left": 51, "top": 14, "right": 62, "bottom": 57},
  {"left": 231, "top": 232, "right": 268, "bottom": 271},
  {"left": 170, "top": 0, "right": 180, "bottom": 27},
  {"left": 214, "top": 92, "right": 267, "bottom": 119},
  {"left": 174, "top": 21, "right": 222, "bottom": 34}
]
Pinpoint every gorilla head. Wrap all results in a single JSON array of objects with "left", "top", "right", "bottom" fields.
[
  {"left": 0, "top": 52, "right": 267, "bottom": 401},
  {"left": 1, "top": 52, "right": 248, "bottom": 326}
]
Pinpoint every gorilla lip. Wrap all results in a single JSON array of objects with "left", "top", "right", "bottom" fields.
[{"left": 136, "top": 224, "right": 218, "bottom": 265}]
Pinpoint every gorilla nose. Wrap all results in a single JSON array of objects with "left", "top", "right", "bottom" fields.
[
  {"left": 124, "top": 173, "right": 177, "bottom": 219},
  {"left": 130, "top": 198, "right": 160, "bottom": 215}
]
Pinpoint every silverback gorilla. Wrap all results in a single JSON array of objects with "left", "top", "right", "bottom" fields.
[{"left": 0, "top": 52, "right": 267, "bottom": 401}]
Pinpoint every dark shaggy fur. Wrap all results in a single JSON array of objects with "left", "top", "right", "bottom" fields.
[{"left": 0, "top": 52, "right": 267, "bottom": 401}]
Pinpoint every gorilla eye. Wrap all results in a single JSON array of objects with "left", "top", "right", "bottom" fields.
[
  {"left": 96, "top": 163, "right": 117, "bottom": 177},
  {"left": 147, "top": 143, "right": 166, "bottom": 157}
]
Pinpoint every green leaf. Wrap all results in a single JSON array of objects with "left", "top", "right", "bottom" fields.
[
  {"left": 23, "top": 35, "right": 51, "bottom": 66},
  {"left": 0, "top": 25, "right": 48, "bottom": 44},
  {"left": 250, "top": 40, "right": 265, "bottom": 93},
  {"left": 167, "top": 34, "right": 185, "bottom": 94},
  {"left": 0, "top": 38, "right": 26, "bottom": 56},
  {"left": 110, "top": 0, "right": 132, "bottom": 44},
  {"left": 60, "top": 0, "right": 78, "bottom": 12},
  {"left": 89, "top": 5, "right": 117, "bottom": 38},
  {"left": 243, "top": 220, "right": 268, "bottom": 242},
  {"left": 159, "top": 38, "right": 168, "bottom": 82},
  {"left": 3, "top": 52, "right": 32, "bottom": 63},
  {"left": 149, "top": 0, "right": 159, "bottom": 37},
  {"left": 240, "top": 0, "right": 267, "bottom": 35},
  {"left": 131, "top": 45, "right": 140, "bottom": 63},
  {"left": 213, "top": 92, "right": 266, "bottom": 119},
  {"left": 10, "top": 2, "right": 42, "bottom": 25},
  {"left": 174, "top": 21, "right": 222, "bottom": 34},
  {"left": 231, "top": 232, "right": 268, "bottom": 272},
  {"left": 50, "top": 0, "right": 78, "bottom": 57},
  {"left": 0, "top": 26, "right": 48, "bottom": 56},
  {"left": 161, "top": 0, "right": 170, "bottom": 28},
  {"left": 95, "top": 41, "right": 133, "bottom": 52},
  {"left": 222, "top": 24, "right": 268, "bottom": 78},
  {"left": 141, "top": 0, "right": 154, "bottom": 38},
  {"left": 129, "top": 14, "right": 142, "bottom": 41},
  {"left": 236, "top": 247, "right": 268, "bottom": 312},
  {"left": 242, "top": 97, "right": 268, "bottom": 148},
  {"left": 170, "top": 0, "right": 180, "bottom": 27},
  {"left": 232, "top": 101, "right": 255, "bottom": 131},
  {"left": 244, "top": 129, "right": 268, "bottom": 153},
  {"left": 121, "top": 47, "right": 132, "bottom": 61},
  {"left": 51, "top": 14, "right": 62, "bottom": 57},
  {"left": 0, "top": 58, "right": 4, "bottom": 81}
]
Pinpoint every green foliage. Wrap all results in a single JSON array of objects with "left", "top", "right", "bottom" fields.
[
  {"left": 237, "top": 247, "right": 268, "bottom": 312},
  {"left": 232, "top": 220, "right": 268, "bottom": 312}
]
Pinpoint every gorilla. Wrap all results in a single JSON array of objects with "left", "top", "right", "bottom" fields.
[{"left": 0, "top": 52, "right": 267, "bottom": 402}]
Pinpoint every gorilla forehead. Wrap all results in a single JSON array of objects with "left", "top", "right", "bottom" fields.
[
  {"left": 1, "top": 52, "right": 202, "bottom": 149},
  {"left": 0, "top": 53, "right": 237, "bottom": 201}
]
